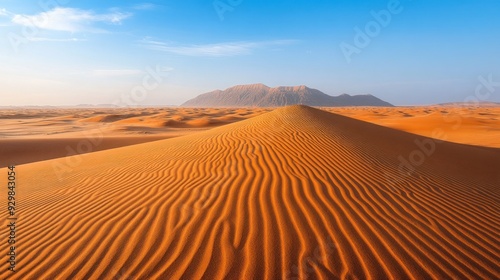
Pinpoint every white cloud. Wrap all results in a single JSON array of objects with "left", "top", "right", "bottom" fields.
[
  {"left": 93, "top": 69, "right": 143, "bottom": 77},
  {"left": 11, "top": 7, "right": 131, "bottom": 32},
  {"left": 141, "top": 39, "right": 298, "bottom": 57}
]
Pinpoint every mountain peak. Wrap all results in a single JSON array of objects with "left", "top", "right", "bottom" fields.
[
  {"left": 182, "top": 84, "right": 393, "bottom": 107},
  {"left": 228, "top": 83, "right": 270, "bottom": 89},
  {"left": 274, "top": 85, "right": 308, "bottom": 91}
]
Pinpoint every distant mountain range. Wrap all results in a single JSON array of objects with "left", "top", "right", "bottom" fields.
[{"left": 182, "top": 84, "right": 393, "bottom": 107}]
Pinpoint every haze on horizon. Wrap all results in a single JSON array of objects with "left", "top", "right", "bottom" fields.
[{"left": 0, "top": 0, "right": 499, "bottom": 106}]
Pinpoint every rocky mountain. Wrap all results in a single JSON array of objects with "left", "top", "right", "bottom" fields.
[{"left": 182, "top": 84, "right": 393, "bottom": 107}]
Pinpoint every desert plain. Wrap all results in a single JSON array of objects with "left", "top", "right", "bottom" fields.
[{"left": 0, "top": 105, "right": 499, "bottom": 279}]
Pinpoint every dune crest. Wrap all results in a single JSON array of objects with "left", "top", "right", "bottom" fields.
[{"left": 1, "top": 105, "right": 499, "bottom": 279}]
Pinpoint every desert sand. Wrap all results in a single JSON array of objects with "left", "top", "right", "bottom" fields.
[
  {"left": 326, "top": 106, "right": 500, "bottom": 148},
  {"left": 0, "top": 107, "right": 271, "bottom": 167},
  {"left": 1, "top": 106, "right": 499, "bottom": 168},
  {"left": 1, "top": 105, "right": 499, "bottom": 279}
]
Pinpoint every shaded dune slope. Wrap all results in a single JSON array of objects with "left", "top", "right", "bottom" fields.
[
  {"left": 2, "top": 106, "right": 499, "bottom": 279},
  {"left": 0, "top": 136, "right": 171, "bottom": 168}
]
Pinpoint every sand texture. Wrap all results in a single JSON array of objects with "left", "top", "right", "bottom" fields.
[
  {"left": 1, "top": 105, "right": 499, "bottom": 279},
  {"left": 0, "top": 107, "right": 271, "bottom": 167},
  {"left": 327, "top": 106, "right": 500, "bottom": 148}
]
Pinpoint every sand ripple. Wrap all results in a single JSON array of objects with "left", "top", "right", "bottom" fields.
[{"left": 1, "top": 106, "right": 499, "bottom": 279}]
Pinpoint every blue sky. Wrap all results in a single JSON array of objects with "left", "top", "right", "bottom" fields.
[{"left": 1, "top": 0, "right": 499, "bottom": 106}]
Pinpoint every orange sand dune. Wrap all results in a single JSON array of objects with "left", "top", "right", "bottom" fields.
[
  {"left": 0, "top": 107, "right": 271, "bottom": 168},
  {"left": 1, "top": 106, "right": 499, "bottom": 279},
  {"left": 327, "top": 106, "right": 500, "bottom": 148},
  {"left": 0, "top": 136, "right": 171, "bottom": 168},
  {"left": 0, "top": 107, "right": 272, "bottom": 138}
]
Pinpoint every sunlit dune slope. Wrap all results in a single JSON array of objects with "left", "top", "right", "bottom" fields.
[
  {"left": 327, "top": 106, "right": 500, "bottom": 148},
  {"left": 1, "top": 105, "right": 499, "bottom": 279}
]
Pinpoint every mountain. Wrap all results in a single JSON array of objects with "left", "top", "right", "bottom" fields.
[{"left": 182, "top": 84, "right": 393, "bottom": 107}]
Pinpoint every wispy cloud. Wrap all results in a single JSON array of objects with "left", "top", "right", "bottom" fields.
[
  {"left": 140, "top": 39, "right": 298, "bottom": 57},
  {"left": 133, "top": 3, "right": 159, "bottom": 10},
  {"left": 28, "top": 37, "right": 86, "bottom": 42},
  {"left": 0, "top": 8, "right": 9, "bottom": 16},
  {"left": 92, "top": 69, "right": 143, "bottom": 77},
  {"left": 10, "top": 7, "right": 132, "bottom": 32}
]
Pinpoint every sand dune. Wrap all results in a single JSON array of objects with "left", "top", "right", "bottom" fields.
[
  {"left": 328, "top": 106, "right": 500, "bottom": 148},
  {"left": 0, "top": 136, "right": 171, "bottom": 168},
  {"left": 1, "top": 105, "right": 498, "bottom": 279},
  {"left": 0, "top": 107, "right": 271, "bottom": 167},
  {"left": 0, "top": 107, "right": 271, "bottom": 138}
]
